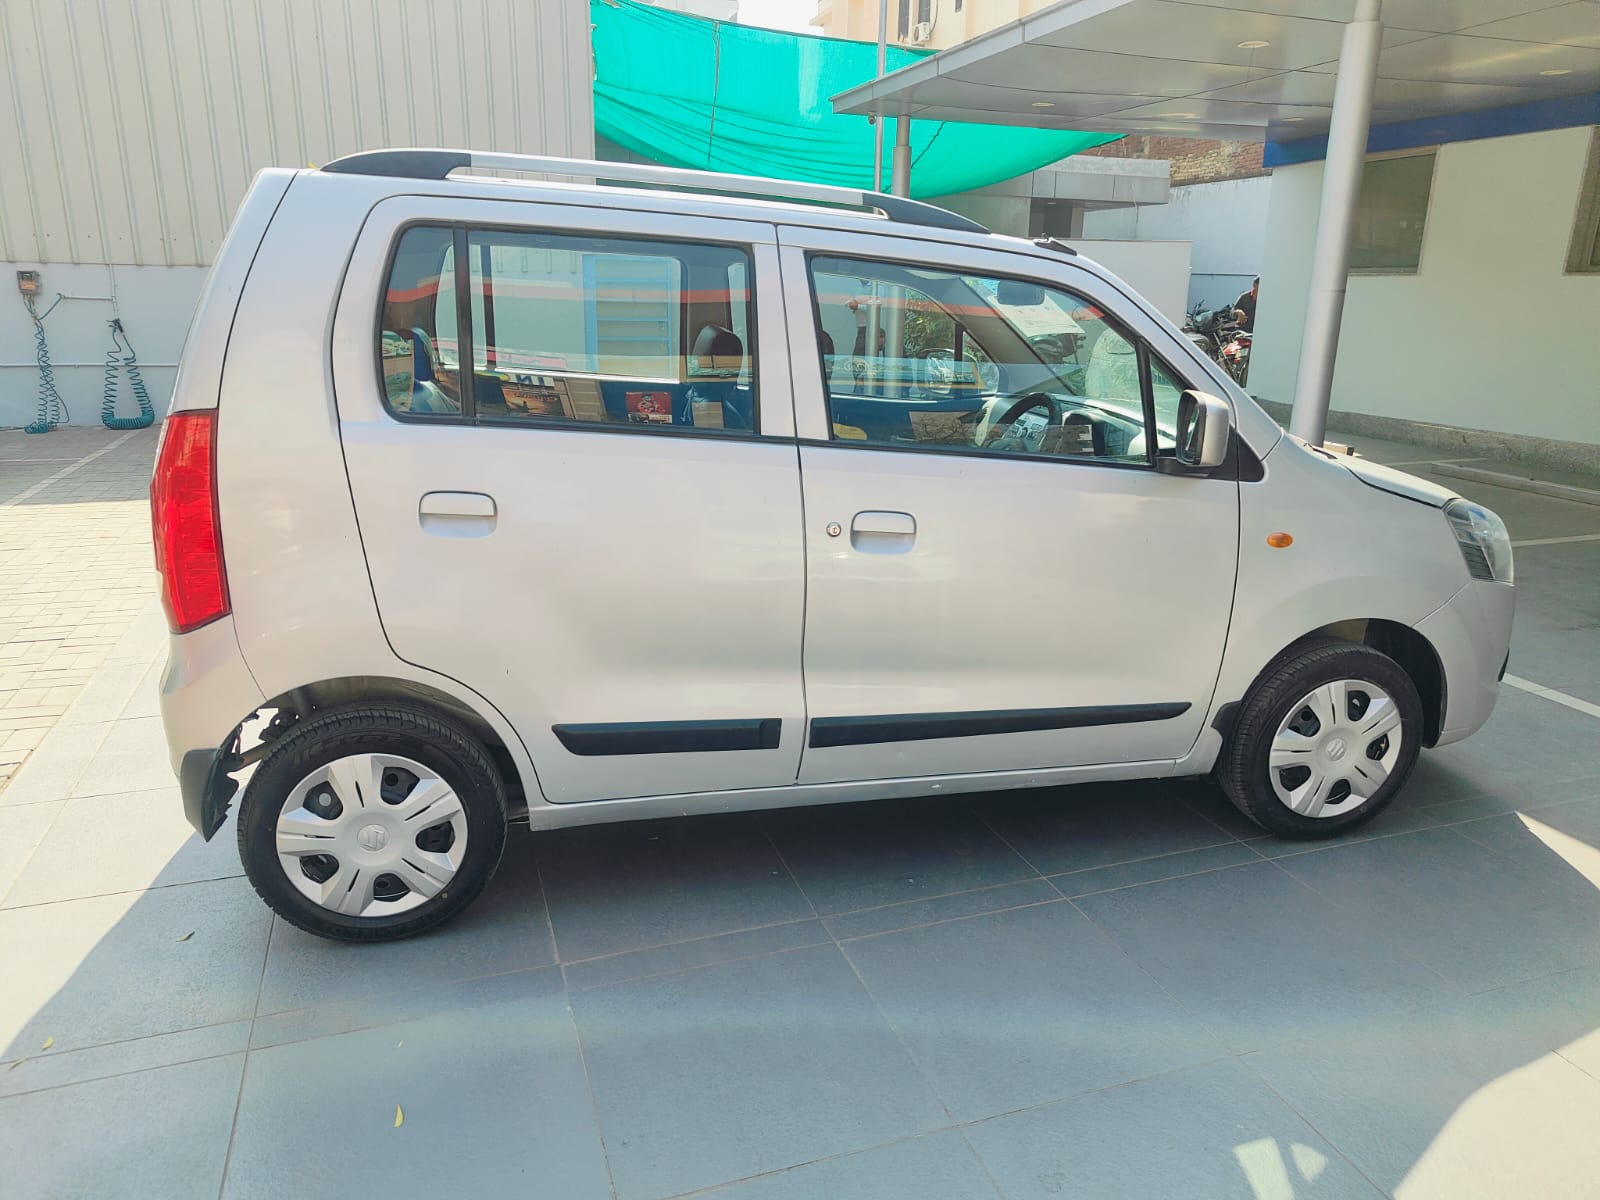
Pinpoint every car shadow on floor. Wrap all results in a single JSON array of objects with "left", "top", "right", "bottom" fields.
[{"left": 4, "top": 769, "right": 1600, "bottom": 1199}]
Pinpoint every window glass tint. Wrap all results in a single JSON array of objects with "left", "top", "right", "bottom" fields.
[
  {"left": 379, "top": 226, "right": 462, "bottom": 415},
  {"left": 465, "top": 231, "right": 756, "bottom": 433},
  {"left": 1351, "top": 152, "right": 1434, "bottom": 273},
  {"left": 813, "top": 256, "right": 1179, "bottom": 463}
]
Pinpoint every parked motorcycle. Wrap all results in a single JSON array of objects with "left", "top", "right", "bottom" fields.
[{"left": 1183, "top": 300, "right": 1251, "bottom": 387}]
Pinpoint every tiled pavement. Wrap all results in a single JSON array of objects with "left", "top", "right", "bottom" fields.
[
  {"left": 0, "top": 427, "right": 162, "bottom": 791},
  {"left": 1, "top": 425, "right": 1599, "bottom": 1199}
]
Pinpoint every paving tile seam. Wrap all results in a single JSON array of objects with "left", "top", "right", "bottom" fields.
[
  {"left": 540, "top": 850, "right": 625, "bottom": 1200},
  {"left": 213, "top": 915, "right": 281, "bottom": 1200},
  {"left": 0, "top": 867, "right": 248, "bottom": 911},
  {"left": 0, "top": 1015, "right": 250, "bottom": 1072},
  {"left": 1503, "top": 674, "right": 1600, "bottom": 721},
  {"left": 0, "top": 1045, "right": 246, "bottom": 1101},
  {"left": 1232, "top": 1050, "right": 1394, "bottom": 1200},
  {"left": 1047, "top": 850, "right": 1272, "bottom": 899},
  {"left": 0, "top": 431, "right": 139, "bottom": 507},
  {"left": 828, "top": 896, "right": 1065, "bottom": 945}
]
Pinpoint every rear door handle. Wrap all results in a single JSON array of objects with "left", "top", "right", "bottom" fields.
[
  {"left": 419, "top": 491, "right": 496, "bottom": 537},
  {"left": 850, "top": 510, "right": 916, "bottom": 553}
]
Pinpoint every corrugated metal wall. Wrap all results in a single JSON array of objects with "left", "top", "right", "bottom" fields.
[{"left": 0, "top": 0, "right": 594, "bottom": 266}]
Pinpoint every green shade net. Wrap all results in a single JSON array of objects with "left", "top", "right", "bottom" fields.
[{"left": 592, "top": 0, "right": 1121, "bottom": 199}]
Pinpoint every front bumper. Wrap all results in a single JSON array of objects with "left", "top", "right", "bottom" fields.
[
  {"left": 160, "top": 615, "right": 265, "bottom": 838},
  {"left": 1415, "top": 579, "right": 1516, "bottom": 746}
]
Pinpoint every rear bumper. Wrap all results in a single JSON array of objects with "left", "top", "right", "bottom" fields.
[
  {"left": 1415, "top": 579, "right": 1516, "bottom": 746},
  {"left": 160, "top": 615, "right": 265, "bottom": 838}
]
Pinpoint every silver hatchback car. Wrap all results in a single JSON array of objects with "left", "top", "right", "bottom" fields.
[{"left": 153, "top": 150, "right": 1515, "bottom": 941}]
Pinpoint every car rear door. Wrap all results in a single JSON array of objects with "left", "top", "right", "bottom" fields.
[
  {"left": 777, "top": 225, "right": 1240, "bottom": 785},
  {"left": 332, "top": 197, "right": 806, "bottom": 804}
]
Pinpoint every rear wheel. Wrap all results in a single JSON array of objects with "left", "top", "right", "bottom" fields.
[
  {"left": 1219, "top": 640, "right": 1422, "bottom": 839},
  {"left": 238, "top": 703, "right": 507, "bottom": 941}
]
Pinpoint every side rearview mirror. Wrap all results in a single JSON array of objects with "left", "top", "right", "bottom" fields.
[{"left": 1172, "top": 390, "right": 1232, "bottom": 472}]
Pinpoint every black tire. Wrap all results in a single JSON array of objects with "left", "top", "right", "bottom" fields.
[
  {"left": 237, "top": 702, "right": 508, "bottom": 941},
  {"left": 1218, "top": 639, "right": 1423, "bottom": 840}
]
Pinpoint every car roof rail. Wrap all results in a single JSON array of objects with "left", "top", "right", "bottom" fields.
[{"left": 319, "top": 148, "right": 989, "bottom": 236}]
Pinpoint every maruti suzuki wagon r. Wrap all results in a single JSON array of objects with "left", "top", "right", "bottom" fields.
[{"left": 152, "top": 149, "right": 1515, "bottom": 940}]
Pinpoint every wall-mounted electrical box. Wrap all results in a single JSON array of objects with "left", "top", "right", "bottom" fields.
[{"left": 16, "top": 270, "right": 41, "bottom": 295}]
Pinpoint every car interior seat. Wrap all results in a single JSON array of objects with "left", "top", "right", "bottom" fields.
[
  {"left": 681, "top": 325, "right": 749, "bottom": 430},
  {"left": 407, "top": 328, "right": 457, "bottom": 414}
]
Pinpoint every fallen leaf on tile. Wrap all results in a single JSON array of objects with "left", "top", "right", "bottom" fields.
[
  {"left": 40, "top": 1037, "right": 53, "bottom": 1051},
  {"left": 397, "top": 1040, "right": 404, "bottom": 1048},
  {"left": 394, "top": 1104, "right": 404, "bottom": 1128},
  {"left": 176, "top": 932, "right": 194, "bottom": 942},
  {"left": 6, "top": 1059, "right": 23, "bottom": 1072}
]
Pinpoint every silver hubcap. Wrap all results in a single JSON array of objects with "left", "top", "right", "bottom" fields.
[
  {"left": 275, "top": 753, "right": 468, "bottom": 917},
  {"left": 1269, "top": 679, "right": 1403, "bottom": 819}
]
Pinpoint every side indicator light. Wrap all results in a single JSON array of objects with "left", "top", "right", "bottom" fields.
[{"left": 1267, "top": 532, "right": 1294, "bottom": 549}]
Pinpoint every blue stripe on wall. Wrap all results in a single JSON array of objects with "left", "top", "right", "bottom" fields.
[{"left": 1265, "top": 91, "right": 1600, "bottom": 168}]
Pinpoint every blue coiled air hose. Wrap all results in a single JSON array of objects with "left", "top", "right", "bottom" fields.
[
  {"left": 23, "top": 295, "right": 68, "bottom": 434},
  {"left": 101, "top": 318, "right": 154, "bottom": 430}
]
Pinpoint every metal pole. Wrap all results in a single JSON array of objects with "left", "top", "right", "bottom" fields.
[
  {"left": 1289, "top": 0, "right": 1383, "bottom": 446},
  {"left": 872, "top": 0, "right": 889, "bottom": 191},
  {"left": 886, "top": 106, "right": 912, "bottom": 381}
]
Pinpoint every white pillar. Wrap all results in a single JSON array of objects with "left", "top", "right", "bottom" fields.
[
  {"left": 1289, "top": 0, "right": 1383, "bottom": 446},
  {"left": 886, "top": 107, "right": 913, "bottom": 377},
  {"left": 891, "top": 107, "right": 913, "bottom": 198}
]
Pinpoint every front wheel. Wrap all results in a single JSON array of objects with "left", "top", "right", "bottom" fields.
[
  {"left": 1218, "top": 640, "right": 1423, "bottom": 839},
  {"left": 237, "top": 703, "right": 508, "bottom": 941}
]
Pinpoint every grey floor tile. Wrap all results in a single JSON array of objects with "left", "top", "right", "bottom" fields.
[
  {"left": 71, "top": 715, "right": 175, "bottom": 797},
  {"left": 117, "top": 654, "right": 164, "bottom": 719},
  {"left": 0, "top": 1053, "right": 243, "bottom": 1200},
  {"left": 0, "top": 720, "right": 112, "bottom": 807},
  {"left": 255, "top": 835, "right": 553, "bottom": 1016},
  {"left": 1246, "top": 967, "right": 1600, "bottom": 1199},
  {"left": 1276, "top": 826, "right": 1600, "bottom": 991},
  {"left": 1074, "top": 860, "right": 1449, "bottom": 1051},
  {"left": 0, "top": 800, "right": 59, "bottom": 901},
  {"left": 250, "top": 963, "right": 557, "bottom": 1049},
  {"left": 563, "top": 918, "right": 830, "bottom": 991},
  {"left": 696, "top": 1130, "right": 1000, "bottom": 1200},
  {"left": 535, "top": 812, "right": 816, "bottom": 962},
  {"left": 224, "top": 980, "right": 610, "bottom": 1200},
  {"left": 1163, "top": 777, "right": 1269, "bottom": 842},
  {"left": 1051, "top": 841, "right": 1264, "bottom": 898},
  {"left": 0, "top": 876, "right": 271, "bottom": 1058},
  {"left": 57, "top": 661, "right": 146, "bottom": 725},
  {"left": 3, "top": 786, "right": 241, "bottom": 907},
  {"left": 761, "top": 796, "right": 1036, "bottom": 917},
  {"left": 841, "top": 901, "right": 1225, "bottom": 1122},
  {"left": 0, "top": 1021, "right": 250, "bottom": 1098},
  {"left": 1467, "top": 691, "right": 1600, "bottom": 781},
  {"left": 571, "top": 942, "right": 946, "bottom": 1200},
  {"left": 965, "top": 1058, "right": 1383, "bottom": 1200},
  {"left": 823, "top": 877, "right": 1060, "bottom": 941},
  {"left": 971, "top": 779, "right": 1239, "bottom": 875}
]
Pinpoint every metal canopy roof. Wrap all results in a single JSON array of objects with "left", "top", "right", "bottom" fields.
[{"left": 833, "top": 0, "right": 1600, "bottom": 143}]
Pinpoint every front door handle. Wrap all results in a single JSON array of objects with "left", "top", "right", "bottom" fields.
[
  {"left": 850, "top": 510, "right": 916, "bottom": 553},
  {"left": 419, "top": 491, "right": 496, "bottom": 537}
]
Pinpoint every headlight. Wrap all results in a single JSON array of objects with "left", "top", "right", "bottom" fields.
[{"left": 1444, "top": 499, "right": 1513, "bottom": 583}]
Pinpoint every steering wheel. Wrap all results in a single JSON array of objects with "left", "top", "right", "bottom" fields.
[{"left": 986, "top": 392, "right": 1065, "bottom": 452}]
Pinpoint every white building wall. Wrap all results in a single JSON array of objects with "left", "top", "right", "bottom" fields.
[
  {"left": 1250, "top": 126, "right": 1600, "bottom": 448},
  {"left": 1083, "top": 175, "right": 1271, "bottom": 314},
  {"left": 1, "top": 0, "right": 592, "bottom": 428}
]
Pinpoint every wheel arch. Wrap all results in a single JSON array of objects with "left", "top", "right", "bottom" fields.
[
  {"left": 257, "top": 676, "right": 532, "bottom": 815},
  {"left": 1231, "top": 619, "right": 1445, "bottom": 749}
]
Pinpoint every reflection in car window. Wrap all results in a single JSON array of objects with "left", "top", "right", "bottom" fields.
[{"left": 810, "top": 256, "right": 1182, "bottom": 462}]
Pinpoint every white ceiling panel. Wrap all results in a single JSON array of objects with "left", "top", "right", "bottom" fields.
[
  {"left": 1110, "top": 96, "right": 1336, "bottom": 125},
  {"left": 1303, "top": 31, "right": 1600, "bottom": 83},
  {"left": 1378, "top": 0, "right": 1582, "bottom": 34},
  {"left": 1202, "top": 68, "right": 1552, "bottom": 111},
  {"left": 1028, "top": 0, "right": 1354, "bottom": 69},
  {"left": 953, "top": 42, "right": 1266, "bottom": 95},
  {"left": 1466, "top": 2, "right": 1600, "bottom": 47}
]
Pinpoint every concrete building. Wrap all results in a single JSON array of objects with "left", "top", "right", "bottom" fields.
[
  {"left": 812, "top": 0, "right": 1058, "bottom": 50},
  {"left": 0, "top": 0, "right": 592, "bottom": 430},
  {"left": 833, "top": 0, "right": 1600, "bottom": 466}
]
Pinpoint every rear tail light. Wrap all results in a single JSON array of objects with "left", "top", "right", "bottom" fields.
[{"left": 151, "top": 410, "right": 230, "bottom": 633}]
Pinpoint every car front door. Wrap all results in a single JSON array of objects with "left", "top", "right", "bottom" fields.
[
  {"left": 332, "top": 198, "right": 806, "bottom": 804},
  {"left": 778, "top": 227, "right": 1239, "bottom": 785}
]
